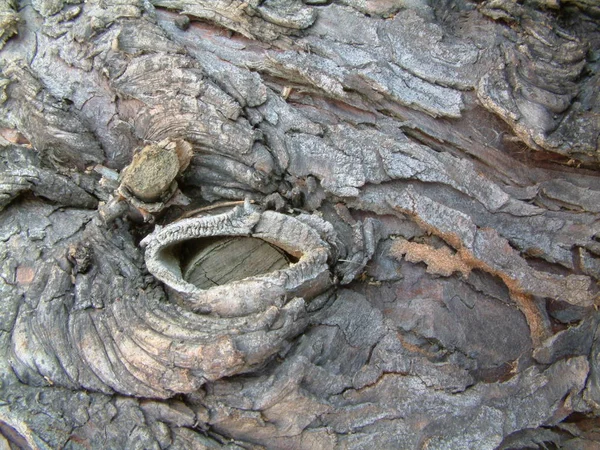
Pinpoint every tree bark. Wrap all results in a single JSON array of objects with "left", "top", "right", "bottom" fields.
[{"left": 1, "top": 0, "right": 600, "bottom": 448}]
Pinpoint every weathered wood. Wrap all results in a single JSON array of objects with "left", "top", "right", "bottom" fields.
[
  {"left": 182, "top": 237, "right": 290, "bottom": 289},
  {"left": 121, "top": 143, "right": 180, "bottom": 203},
  {"left": 0, "top": 0, "right": 599, "bottom": 448}
]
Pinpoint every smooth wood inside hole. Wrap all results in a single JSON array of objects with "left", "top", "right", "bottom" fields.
[{"left": 179, "top": 237, "right": 299, "bottom": 289}]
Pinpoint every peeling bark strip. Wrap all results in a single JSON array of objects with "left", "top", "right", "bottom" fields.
[{"left": 1, "top": 0, "right": 600, "bottom": 448}]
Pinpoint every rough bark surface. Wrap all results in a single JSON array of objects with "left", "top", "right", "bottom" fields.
[{"left": 1, "top": 0, "right": 600, "bottom": 448}]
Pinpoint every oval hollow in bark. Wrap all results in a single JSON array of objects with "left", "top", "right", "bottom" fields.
[{"left": 142, "top": 203, "right": 333, "bottom": 317}]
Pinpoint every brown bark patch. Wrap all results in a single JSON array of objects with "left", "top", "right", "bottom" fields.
[{"left": 15, "top": 266, "right": 35, "bottom": 284}]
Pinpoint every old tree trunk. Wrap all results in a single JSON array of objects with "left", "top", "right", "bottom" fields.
[{"left": 1, "top": 0, "right": 600, "bottom": 448}]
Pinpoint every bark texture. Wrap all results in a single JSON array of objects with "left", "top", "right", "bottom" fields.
[{"left": 1, "top": 0, "right": 600, "bottom": 448}]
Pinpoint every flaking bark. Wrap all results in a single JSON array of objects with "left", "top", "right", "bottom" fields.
[{"left": 1, "top": 0, "right": 599, "bottom": 448}]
